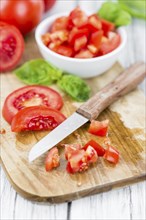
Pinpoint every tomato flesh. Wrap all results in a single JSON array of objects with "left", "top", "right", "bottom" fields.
[
  {"left": 65, "top": 143, "right": 98, "bottom": 174},
  {"left": 45, "top": 147, "right": 60, "bottom": 171},
  {"left": 69, "top": 7, "right": 88, "bottom": 28},
  {"left": 56, "top": 45, "right": 73, "bottom": 57},
  {"left": 74, "top": 49, "right": 94, "bottom": 59},
  {"left": 84, "top": 139, "right": 105, "bottom": 157},
  {"left": 68, "top": 27, "right": 89, "bottom": 45},
  {"left": 90, "top": 30, "right": 103, "bottom": 50},
  {"left": 0, "top": 23, "right": 24, "bottom": 72},
  {"left": 11, "top": 106, "right": 66, "bottom": 132},
  {"left": 2, "top": 85, "right": 63, "bottom": 124},
  {"left": 74, "top": 35, "right": 87, "bottom": 52},
  {"left": 88, "top": 120, "right": 109, "bottom": 137},
  {"left": 103, "top": 146, "right": 119, "bottom": 164},
  {"left": 51, "top": 16, "right": 69, "bottom": 32}
]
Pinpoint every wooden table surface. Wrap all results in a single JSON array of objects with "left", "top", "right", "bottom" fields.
[{"left": 1, "top": 1, "right": 145, "bottom": 219}]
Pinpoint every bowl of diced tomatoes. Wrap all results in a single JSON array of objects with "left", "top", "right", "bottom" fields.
[{"left": 35, "top": 7, "right": 126, "bottom": 78}]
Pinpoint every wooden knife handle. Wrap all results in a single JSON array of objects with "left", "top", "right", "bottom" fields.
[{"left": 77, "top": 62, "right": 146, "bottom": 120}]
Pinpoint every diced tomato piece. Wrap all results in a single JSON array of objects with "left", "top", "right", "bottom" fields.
[
  {"left": 41, "top": 33, "right": 51, "bottom": 46},
  {"left": 65, "top": 144, "right": 81, "bottom": 160},
  {"left": 84, "top": 139, "right": 105, "bottom": 157},
  {"left": 50, "top": 16, "right": 69, "bottom": 32},
  {"left": 74, "top": 35, "right": 87, "bottom": 52},
  {"left": 101, "top": 19, "right": 115, "bottom": 36},
  {"left": 74, "top": 49, "right": 94, "bottom": 59},
  {"left": 50, "top": 30, "right": 69, "bottom": 43},
  {"left": 68, "top": 27, "right": 89, "bottom": 45},
  {"left": 88, "top": 120, "right": 109, "bottom": 137},
  {"left": 48, "top": 41, "right": 61, "bottom": 52},
  {"left": 88, "top": 14, "right": 102, "bottom": 31},
  {"left": 103, "top": 146, "right": 119, "bottom": 164},
  {"left": 69, "top": 7, "right": 88, "bottom": 28},
  {"left": 56, "top": 45, "right": 74, "bottom": 57},
  {"left": 45, "top": 147, "right": 60, "bottom": 171},
  {"left": 90, "top": 30, "right": 103, "bottom": 50},
  {"left": 85, "top": 146, "right": 98, "bottom": 163},
  {"left": 69, "top": 149, "right": 88, "bottom": 173},
  {"left": 99, "top": 33, "right": 121, "bottom": 55}
]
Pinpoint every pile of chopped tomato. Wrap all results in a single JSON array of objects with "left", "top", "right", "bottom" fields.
[
  {"left": 42, "top": 7, "right": 121, "bottom": 59},
  {"left": 45, "top": 119, "right": 120, "bottom": 173}
]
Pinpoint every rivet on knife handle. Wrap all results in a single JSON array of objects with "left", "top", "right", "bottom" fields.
[{"left": 77, "top": 62, "right": 146, "bottom": 120}]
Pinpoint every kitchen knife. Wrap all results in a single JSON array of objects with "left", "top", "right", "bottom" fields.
[{"left": 29, "top": 62, "right": 146, "bottom": 162}]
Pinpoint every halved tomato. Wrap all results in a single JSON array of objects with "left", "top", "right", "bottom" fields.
[
  {"left": 11, "top": 106, "right": 66, "bottom": 132},
  {"left": 45, "top": 147, "right": 60, "bottom": 171},
  {"left": 50, "top": 16, "right": 69, "bottom": 32},
  {"left": 84, "top": 139, "right": 105, "bottom": 157},
  {"left": 69, "top": 7, "right": 88, "bottom": 28},
  {"left": 103, "top": 146, "right": 119, "bottom": 164},
  {"left": 88, "top": 120, "right": 109, "bottom": 137},
  {"left": 101, "top": 19, "right": 115, "bottom": 36},
  {"left": 2, "top": 85, "right": 63, "bottom": 124},
  {"left": 0, "top": 22, "right": 24, "bottom": 72},
  {"left": 74, "top": 49, "right": 94, "bottom": 58},
  {"left": 99, "top": 33, "right": 121, "bottom": 55}
]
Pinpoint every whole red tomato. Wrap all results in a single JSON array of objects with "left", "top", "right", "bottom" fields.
[
  {"left": 44, "top": 0, "right": 56, "bottom": 12},
  {"left": 0, "top": 0, "right": 44, "bottom": 35}
]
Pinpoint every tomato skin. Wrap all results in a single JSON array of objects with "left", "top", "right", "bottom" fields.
[
  {"left": 11, "top": 106, "right": 66, "bottom": 132},
  {"left": 103, "top": 146, "right": 119, "bottom": 164},
  {"left": 45, "top": 147, "right": 60, "bottom": 171},
  {"left": 88, "top": 120, "right": 109, "bottom": 137},
  {"left": 99, "top": 33, "right": 121, "bottom": 55},
  {"left": 0, "top": 0, "right": 44, "bottom": 35},
  {"left": 44, "top": 0, "right": 56, "bottom": 12},
  {"left": 84, "top": 140, "right": 105, "bottom": 157},
  {"left": 0, "top": 22, "right": 24, "bottom": 72},
  {"left": 2, "top": 85, "right": 63, "bottom": 124},
  {"left": 101, "top": 19, "right": 115, "bottom": 36}
]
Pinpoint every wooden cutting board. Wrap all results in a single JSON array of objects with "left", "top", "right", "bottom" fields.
[{"left": 0, "top": 34, "right": 146, "bottom": 203}]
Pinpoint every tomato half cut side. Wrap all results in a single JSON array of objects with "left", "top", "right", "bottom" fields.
[
  {"left": 45, "top": 147, "right": 60, "bottom": 171},
  {"left": 0, "top": 23, "right": 24, "bottom": 72},
  {"left": 84, "top": 139, "right": 105, "bottom": 156},
  {"left": 88, "top": 119, "right": 109, "bottom": 137},
  {"left": 103, "top": 146, "right": 119, "bottom": 164},
  {"left": 2, "top": 85, "right": 63, "bottom": 124},
  {"left": 11, "top": 106, "right": 66, "bottom": 132}
]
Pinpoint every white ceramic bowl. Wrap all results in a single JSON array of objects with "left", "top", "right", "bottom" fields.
[{"left": 35, "top": 13, "right": 127, "bottom": 78}]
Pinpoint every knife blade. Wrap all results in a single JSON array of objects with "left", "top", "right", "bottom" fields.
[
  {"left": 28, "top": 62, "right": 146, "bottom": 162},
  {"left": 29, "top": 112, "right": 88, "bottom": 162}
]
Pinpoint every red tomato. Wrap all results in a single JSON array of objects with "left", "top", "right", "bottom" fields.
[
  {"left": 99, "top": 33, "right": 121, "bottom": 55},
  {"left": 101, "top": 19, "right": 115, "bottom": 36},
  {"left": 90, "top": 30, "right": 103, "bottom": 50},
  {"left": 0, "top": 0, "right": 44, "bottom": 35},
  {"left": 68, "top": 27, "right": 89, "bottom": 45},
  {"left": 74, "top": 36, "right": 87, "bottom": 52},
  {"left": 74, "top": 49, "right": 94, "bottom": 59},
  {"left": 65, "top": 144, "right": 82, "bottom": 160},
  {"left": 103, "top": 146, "right": 119, "bottom": 164},
  {"left": 0, "top": 22, "right": 24, "bottom": 72},
  {"left": 3, "top": 85, "right": 63, "bottom": 124},
  {"left": 88, "top": 120, "right": 109, "bottom": 137},
  {"left": 45, "top": 147, "right": 60, "bottom": 171},
  {"left": 56, "top": 45, "right": 73, "bottom": 57},
  {"left": 84, "top": 139, "right": 105, "bottom": 157},
  {"left": 50, "top": 30, "right": 69, "bottom": 43},
  {"left": 85, "top": 146, "right": 98, "bottom": 163},
  {"left": 69, "top": 7, "right": 88, "bottom": 28},
  {"left": 88, "top": 14, "right": 102, "bottom": 31},
  {"left": 11, "top": 106, "right": 66, "bottom": 132},
  {"left": 50, "top": 16, "right": 69, "bottom": 33},
  {"left": 44, "top": 0, "right": 56, "bottom": 12}
]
